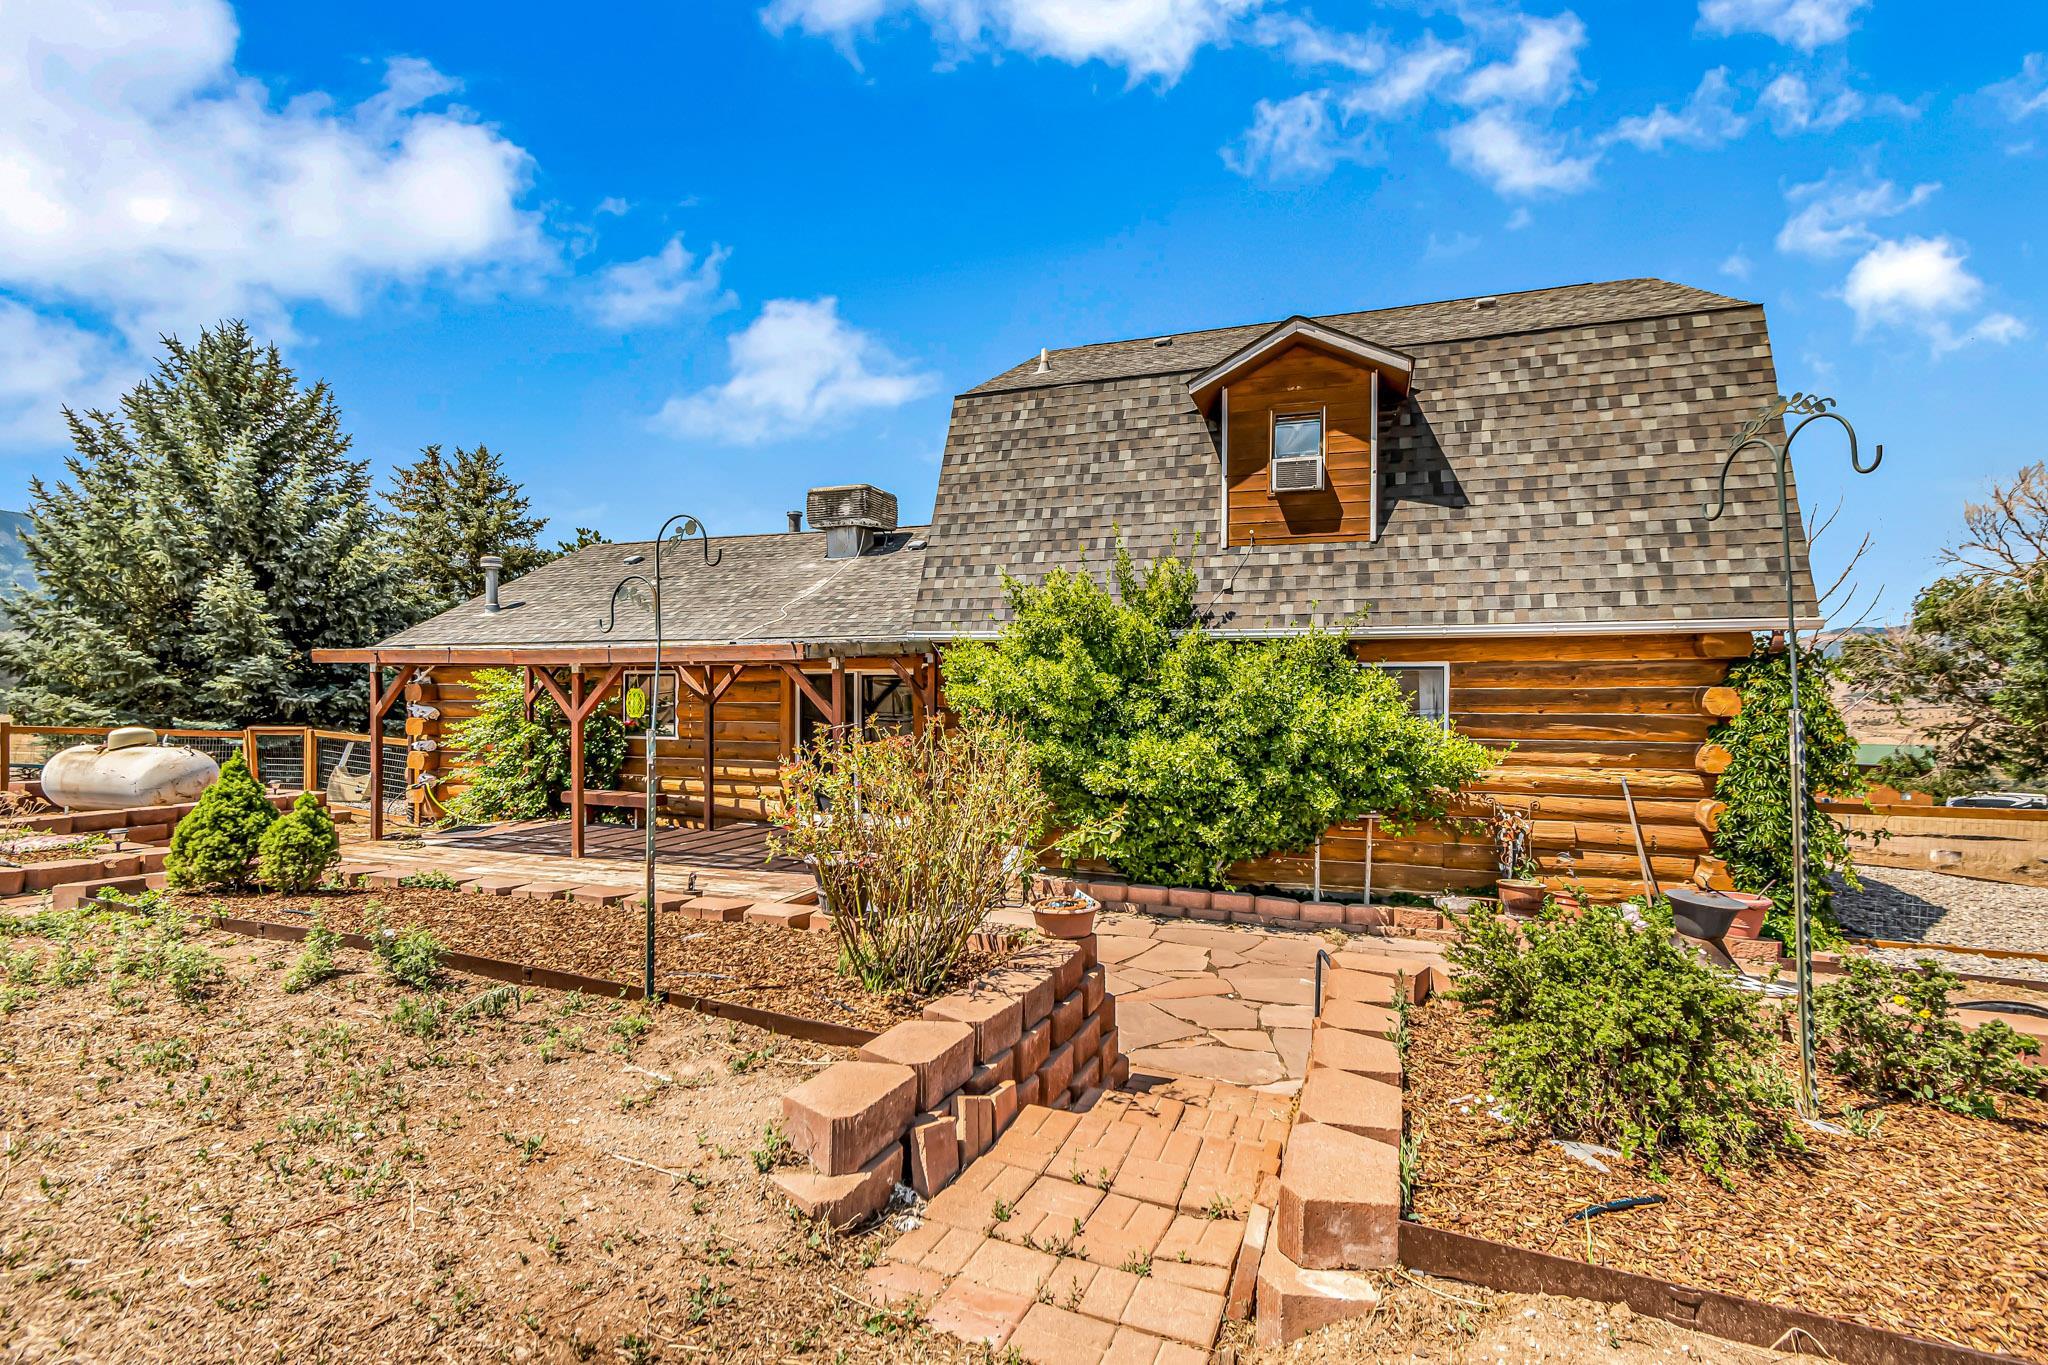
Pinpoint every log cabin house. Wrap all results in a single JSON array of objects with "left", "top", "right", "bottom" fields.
[{"left": 314, "top": 278, "right": 1817, "bottom": 901}]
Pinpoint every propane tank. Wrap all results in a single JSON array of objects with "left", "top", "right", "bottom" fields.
[{"left": 41, "top": 728, "right": 221, "bottom": 811}]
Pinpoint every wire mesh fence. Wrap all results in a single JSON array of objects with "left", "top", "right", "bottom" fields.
[{"left": 4, "top": 725, "right": 248, "bottom": 781}]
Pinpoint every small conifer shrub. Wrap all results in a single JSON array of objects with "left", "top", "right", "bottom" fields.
[
  {"left": 256, "top": 793, "right": 340, "bottom": 893},
  {"left": 165, "top": 754, "right": 277, "bottom": 890}
]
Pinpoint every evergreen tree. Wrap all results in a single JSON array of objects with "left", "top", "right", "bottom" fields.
[
  {"left": 0, "top": 323, "right": 406, "bottom": 727},
  {"left": 386, "top": 443, "right": 550, "bottom": 615},
  {"left": 557, "top": 526, "right": 611, "bottom": 554}
]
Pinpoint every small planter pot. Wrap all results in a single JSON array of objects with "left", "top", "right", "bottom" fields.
[
  {"left": 1032, "top": 892, "right": 1099, "bottom": 940},
  {"left": 1724, "top": 891, "right": 1772, "bottom": 940},
  {"left": 1497, "top": 878, "right": 1547, "bottom": 917}
]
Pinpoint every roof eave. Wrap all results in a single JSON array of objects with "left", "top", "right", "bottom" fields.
[{"left": 1186, "top": 315, "right": 1415, "bottom": 411}]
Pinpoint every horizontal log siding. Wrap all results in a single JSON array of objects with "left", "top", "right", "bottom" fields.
[{"left": 1225, "top": 631, "right": 1748, "bottom": 900}]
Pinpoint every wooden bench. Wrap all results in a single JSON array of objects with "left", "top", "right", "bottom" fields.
[{"left": 572, "top": 788, "right": 701, "bottom": 828}]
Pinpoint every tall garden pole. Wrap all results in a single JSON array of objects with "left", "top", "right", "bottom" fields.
[
  {"left": 600, "top": 516, "right": 719, "bottom": 1004},
  {"left": 1705, "top": 394, "right": 1881, "bottom": 1115}
]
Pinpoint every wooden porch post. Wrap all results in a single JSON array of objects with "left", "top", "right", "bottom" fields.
[
  {"left": 365, "top": 659, "right": 406, "bottom": 842},
  {"left": 701, "top": 665, "right": 716, "bottom": 832},
  {"left": 831, "top": 656, "right": 847, "bottom": 737},
  {"left": 569, "top": 666, "right": 586, "bottom": 859}
]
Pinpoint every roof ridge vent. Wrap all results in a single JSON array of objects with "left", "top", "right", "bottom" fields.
[{"left": 1474, "top": 295, "right": 1500, "bottom": 310}]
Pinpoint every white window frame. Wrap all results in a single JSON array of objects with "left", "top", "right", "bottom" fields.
[
  {"left": 1269, "top": 407, "right": 1327, "bottom": 493},
  {"left": 1371, "top": 662, "right": 1451, "bottom": 729}
]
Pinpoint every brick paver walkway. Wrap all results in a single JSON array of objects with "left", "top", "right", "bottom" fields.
[
  {"left": 990, "top": 906, "right": 1451, "bottom": 1093},
  {"left": 866, "top": 1074, "right": 1290, "bottom": 1361}
]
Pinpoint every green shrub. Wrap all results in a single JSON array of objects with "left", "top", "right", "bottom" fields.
[
  {"left": 1450, "top": 900, "right": 1800, "bottom": 1182},
  {"left": 392, "top": 994, "right": 446, "bottom": 1039},
  {"left": 166, "top": 754, "right": 278, "bottom": 890},
  {"left": 282, "top": 915, "right": 341, "bottom": 993},
  {"left": 1813, "top": 956, "right": 2046, "bottom": 1117},
  {"left": 772, "top": 723, "right": 1048, "bottom": 995},
  {"left": 942, "top": 541, "right": 1496, "bottom": 888},
  {"left": 256, "top": 794, "right": 339, "bottom": 893},
  {"left": 446, "top": 667, "right": 626, "bottom": 823},
  {"left": 1709, "top": 645, "right": 1864, "bottom": 946},
  {"left": 397, "top": 869, "right": 462, "bottom": 890},
  {"left": 364, "top": 903, "right": 445, "bottom": 989}
]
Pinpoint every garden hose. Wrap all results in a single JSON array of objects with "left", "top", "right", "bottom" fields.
[
  {"left": 1563, "top": 1195, "right": 1666, "bottom": 1223},
  {"left": 1956, "top": 999, "right": 2048, "bottom": 1019}
]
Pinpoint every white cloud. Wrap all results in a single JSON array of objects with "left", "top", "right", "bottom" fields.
[
  {"left": 1505, "top": 207, "right": 1533, "bottom": 230},
  {"left": 1457, "top": 12, "right": 1585, "bottom": 108},
  {"left": 653, "top": 297, "right": 936, "bottom": 444},
  {"left": 1776, "top": 173, "right": 1938, "bottom": 258},
  {"left": 0, "top": 3, "right": 547, "bottom": 344},
  {"left": 1985, "top": 54, "right": 2048, "bottom": 121},
  {"left": 1250, "top": 14, "right": 1382, "bottom": 75},
  {"left": 1610, "top": 67, "right": 1745, "bottom": 150},
  {"left": 595, "top": 196, "right": 632, "bottom": 216},
  {"left": 1840, "top": 236, "right": 2025, "bottom": 353},
  {"left": 0, "top": 301, "right": 121, "bottom": 444},
  {"left": 1697, "top": 0, "right": 1868, "bottom": 50},
  {"left": 1757, "top": 72, "right": 1864, "bottom": 133},
  {"left": 1341, "top": 33, "right": 1471, "bottom": 117},
  {"left": 1444, "top": 109, "right": 1596, "bottom": 196},
  {"left": 587, "top": 236, "right": 734, "bottom": 330},
  {"left": 761, "top": 0, "right": 1258, "bottom": 84},
  {"left": 1222, "top": 91, "right": 1372, "bottom": 183},
  {"left": 1721, "top": 251, "right": 1753, "bottom": 280}
]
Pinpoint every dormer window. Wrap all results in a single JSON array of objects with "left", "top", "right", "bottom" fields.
[{"left": 1270, "top": 411, "right": 1326, "bottom": 493}]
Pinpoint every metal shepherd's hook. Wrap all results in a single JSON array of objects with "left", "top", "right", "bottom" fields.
[
  {"left": 1704, "top": 393, "right": 1881, "bottom": 1117},
  {"left": 598, "top": 514, "right": 720, "bottom": 1004}
]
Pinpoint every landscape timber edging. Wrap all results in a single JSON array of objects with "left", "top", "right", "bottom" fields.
[{"left": 1397, "top": 1220, "right": 2031, "bottom": 1365}]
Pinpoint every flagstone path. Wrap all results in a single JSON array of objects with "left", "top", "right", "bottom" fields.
[{"left": 988, "top": 904, "right": 1452, "bottom": 1094}]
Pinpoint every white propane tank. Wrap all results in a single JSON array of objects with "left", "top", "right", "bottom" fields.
[{"left": 40, "top": 728, "right": 221, "bottom": 811}]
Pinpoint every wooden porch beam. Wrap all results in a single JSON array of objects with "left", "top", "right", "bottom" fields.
[{"left": 776, "top": 662, "right": 836, "bottom": 723}]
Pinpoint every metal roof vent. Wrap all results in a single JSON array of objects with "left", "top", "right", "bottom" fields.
[
  {"left": 1037, "top": 347, "right": 1050, "bottom": 374},
  {"left": 1474, "top": 295, "right": 1500, "bottom": 311},
  {"left": 480, "top": 554, "right": 504, "bottom": 612},
  {"left": 807, "top": 484, "right": 898, "bottom": 559}
]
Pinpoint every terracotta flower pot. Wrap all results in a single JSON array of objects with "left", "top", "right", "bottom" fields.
[
  {"left": 1032, "top": 892, "right": 1099, "bottom": 940},
  {"left": 1497, "top": 878, "right": 1547, "bottom": 917},
  {"left": 1723, "top": 891, "right": 1772, "bottom": 940}
]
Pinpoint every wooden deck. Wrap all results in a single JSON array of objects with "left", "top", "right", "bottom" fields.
[{"left": 347, "top": 818, "right": 813, "bottom": 902}]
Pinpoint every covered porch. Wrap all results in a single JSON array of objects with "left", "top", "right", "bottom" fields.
[{"left": 309, "top": 641, "right": 942, "bottom": 857}]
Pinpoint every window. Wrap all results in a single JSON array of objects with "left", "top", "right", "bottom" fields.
[
  {"left": 1374, "top": 663, "right": 1450, "bottom": 727},
  {"left": 1270, "top": 411, "right": 1325, "bottom": 492},
  {"left": 794, "top": 671, "right": 916, "bottom": 747},
  {"left": 619, "top": 669, "right": 679, "bottom": 739}
]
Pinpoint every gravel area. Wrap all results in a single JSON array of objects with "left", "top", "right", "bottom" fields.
[{"left": 1834, "top": 864, "right": 2048, "bottom": 982}]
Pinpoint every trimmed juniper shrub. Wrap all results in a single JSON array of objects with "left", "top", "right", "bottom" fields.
[
  {"left": 165, "top": 754, "right": 277, "bottom": 890},
  {"left": 1450, "top": 899, "right": 1801, "bottom": 1182},
  {"left": 257, "top": 793, "right": 339, "bottom": 894}
]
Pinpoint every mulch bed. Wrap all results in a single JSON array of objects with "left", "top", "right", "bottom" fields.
[
  {"left": 163, "top": 886, "right": 1012, "bottom": 1033},
  {"left": 1406, "top": 1000, "right": 2048, "bottom": 1361}
]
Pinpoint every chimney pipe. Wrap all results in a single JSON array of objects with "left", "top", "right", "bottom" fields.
[
  {"left": 1036, "top": 346, "right": 1050, "bottom": 374},
  {"left": 787, "top": 510, "right": 802, "bottom": 533},
  {"left": 480, "top": 555, "right": 503, "bottom": 612}
]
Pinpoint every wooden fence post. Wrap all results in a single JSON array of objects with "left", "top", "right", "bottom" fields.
[
  {"left": 244, "top": 727, "right": 260, "bottom": 784},
  {"left": 302, "top": 727, "right": 316, "bottom": 794},
  {"left": 0, "top": 715, "right": 12, "bottom": 786}
]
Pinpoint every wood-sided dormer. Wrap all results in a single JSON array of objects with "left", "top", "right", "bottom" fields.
[{"left": 1189, "top": 317, "right": 1413, "bottom": 548}]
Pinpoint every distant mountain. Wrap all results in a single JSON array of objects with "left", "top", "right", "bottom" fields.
[{"left": 0, "top": 511, "right": 35, "bottom": 626}]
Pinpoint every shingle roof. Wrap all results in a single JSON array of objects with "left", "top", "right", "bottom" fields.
[
  {"left": 916, "top": 278, "right": 1818, "bottom": 636},
  {"left": 377, "top": 528, "right": 929, "bottom": 649}
]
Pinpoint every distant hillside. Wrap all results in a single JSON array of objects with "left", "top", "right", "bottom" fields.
[{"left": 0, "top": 511, "right": 35, "bottom": 625}]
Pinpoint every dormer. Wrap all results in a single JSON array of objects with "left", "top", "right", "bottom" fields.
[{"left": 1189, "top": 317, "right": 1413, "bottom": 548}]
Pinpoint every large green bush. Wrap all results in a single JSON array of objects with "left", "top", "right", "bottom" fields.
[
  {"left": 772, "top": 723, "right": 1048, "bottom": 995},
  {"left": 256, "top": 793, "right": 340, "bottom": 893},
  {"left": 1813, "top": 956, "right": 2045, "bottom": 1117},
  {"left": 1450, "top": 900, "right": 1800, "bottom": 1181},
  {"left": 1709, "top": 644, "right": 1865, "bottom": 946},
  {"left": 165, "top": 754, "right": 277, "bottom": 890},
  {"left": 942, "top": 543, "right": 1496, "bottom": 888},
  {"left": 446, "top": 668, "right": 626, "bottom": 823}
]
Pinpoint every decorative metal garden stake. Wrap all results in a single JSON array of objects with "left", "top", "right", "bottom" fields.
[
  {"left": 1706, "top": 394, "right": 1881, "bottom": 1116},
  {"left": 599, "top": 516, "right": 721, "bottom": 1004}
]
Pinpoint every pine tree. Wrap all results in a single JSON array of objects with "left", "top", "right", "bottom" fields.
[
  {"left": 386, "top": 443, "right": 550, "bottom": 615},
  {"left": 557, "top": 526, "right": 611, "bottom": 554},
  {"left": 0, "top": 322, "right": 406, "bottom": 727}
]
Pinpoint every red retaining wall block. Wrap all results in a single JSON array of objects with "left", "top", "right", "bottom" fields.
[
  {"left": 782, "top": 1060, "right": 918, "bottom": 1176},
  {"left": 1254, "top": 1240, "right": 1383, "bottom": 1346},
  {"left": 0, "top": 867, "right": 24, "bottom": 897},
  {"left": 1275, "top": 1123, "right": 1399, "bottom": 1270},
  {"left": 51, "top": 876, "right": 149, "bottom": 911},
  {"left": 682, "top": 895, "right": 750, "bottom": 922},
  {"left": 461, "top": 876, "right": 533, "bottom": 897},
  {"left": 924, "top": 989, "right": 1024, "bottom": 1064},
  {"left": 1308, "top": 1025, "right": 1401, "bottom": 1085},
  {"left": 1050, "top": 990, "right": 1084, "bottom": 1046},
  {"left": 771, "top": 1142, "right": 903, "bottom": 1227},
  {"left": 1316, "top": 999, "right": 1397, "bottom": 1040},
  {"left": 23, "top": 858, "right": 106, "bottom": 892},
  {"left": 987, "top": 962, "right": 1055, "bottom": 1027},
  {"left": 859, "top": 1019, "right": 976, "bottom": 1111},
  {"left": 568, "top": 884, "right": 628, "bottom": 907},
  {"left": 906, "top": 1111, "right": 961, "bottom": 1198},
  {"left": 1319, "top": 967, "right": 1402, "bottom": 1008},
  {"left": 745, "top": 904, "right": 813, "bottom": 930},
  {"left": 1297, "top": 1068, "right": 1402, "bottom": 1145}
]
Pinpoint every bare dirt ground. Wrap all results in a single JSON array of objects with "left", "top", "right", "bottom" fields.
[
  {"left": 0, "top": 899, "right": 983, "bottom": 1364},
  {"left": 1224, "top": 1276, "right": 1797, "bottom": 1363}
]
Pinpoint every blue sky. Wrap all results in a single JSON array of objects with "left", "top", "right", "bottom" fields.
[{"left": 2, "top": 1, "right": 2045, "bottom": 623}]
